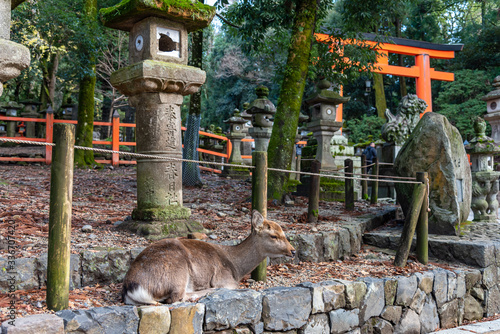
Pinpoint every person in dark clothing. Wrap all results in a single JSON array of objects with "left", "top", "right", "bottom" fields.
[{"left": 362, "top": 142, "right": 377, "bottom": 173}]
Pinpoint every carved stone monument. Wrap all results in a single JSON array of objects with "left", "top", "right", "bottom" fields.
[
  {"left": 381, "top": 94, "right": 427, "bottom": 160},
  {"left": 305, "top": 79, "right": 347, "bottom": 170},
  {"left": 221, "top": 109, "right": 249, "bottom": 179},
  {"left": 247, "top": 85, "right": 276, "bottom": 152},
  {"left": 465, "top": 117, "right": 500, "bottom": 222},
  {"left": 483, "top": 76, "right": 500, "bottom": 145},
  {"left": 0, "top": 0, "right": 30, "bottom": 97},
  {"left": 395, "top": 112, "right": 471, "bottom": 235},
  {"left": 100, "top": 1, "right": 215, "bottom": 232}
]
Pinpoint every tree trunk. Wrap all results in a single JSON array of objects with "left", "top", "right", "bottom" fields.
[
  {"left": 373, "top": 72, "right": 387, "bottom": 119},
  {"left": 267, "top": 0, "right": 318, "bottom": 201},
  {"left": 183, "top": 5, "right": 204, "bottom": 186},
  {"left": 74, "top": 0, "right": 97, "bottom": 167},
  {"left": 40, "top": 52, "right": 60, "bottom": 108}
]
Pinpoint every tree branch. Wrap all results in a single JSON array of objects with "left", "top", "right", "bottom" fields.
[{"left": 216, "top": 13, "right": 241, "bottom": 29}]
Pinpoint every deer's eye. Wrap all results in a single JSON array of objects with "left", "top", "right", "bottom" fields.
[{"left": 270, "top": 235, "right": 278, "bottom": 239}]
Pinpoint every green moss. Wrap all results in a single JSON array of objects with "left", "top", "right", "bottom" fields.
[
  {"left": 285, "top": 179, "right": 301, "bottom": 192},
  {"left": 132, "top": 205, "right": 191, "bottom": 221},
  {"left": 100, "top": 0, "right": 216, "bottom": 32}
]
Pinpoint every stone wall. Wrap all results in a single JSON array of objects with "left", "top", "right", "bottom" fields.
[
  {"left": 0, "top": 209, "right": 397, "bottom": 294},
  {"left": 3, "top": 266, "right": 498, "bottom": 334}
]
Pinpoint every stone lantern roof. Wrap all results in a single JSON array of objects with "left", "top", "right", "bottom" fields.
[
  {"left": 465, "top": 117, "right": 500, "bottom": 155},
  {"left": 224, "top": 109, "right": 247, "bottom": 126},
  {"left": 240, "top": 102, "right": 252, "bottom": 121},
  {"left": 0, "top": 101, "right": 24, "bottom": 110},
  {"left": 100, "top": 0, "right": 216, "bottom": 32},
  {"left": 247, "top": 86, "right": 277, "bottom": 115},
  {"left": 305, "top": 79, "right": 350, "bottom": 107},
  {"left": 482, "top": 76, "right": 500, "bottom": 102}
]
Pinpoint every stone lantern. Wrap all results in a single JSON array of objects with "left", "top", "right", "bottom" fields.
[
  {"left": 1, "top": 101, "right": 23, "bottom": 137},
  {"left": 100, "top": 1, "right": 215, "bottom": 228},
  {"left": 305, "top": 79, "right": 349, "bottom": 170},
  {"left": 240, "top": 102, "right": 253, "bottom": 157},
  {"left": 465, "top": 117, "right": 500, "bottom": 222},
  {"left": 20, "top": 100, "right": 41, "bottom": 138},
  {"left": 247, "top": 85, "right": 276, "bottom": 152},
  {"left": 0, "top": 1, "right": 30, "bottom": 98},
  {"left": 483, "top": 76, "right": 500, "bottom": 145},
  {"left": 60, "top": 100, "right": 77, "bottom": 121},
  {"left": 221, "top": 109, "right": 249, "bottom": 178}
]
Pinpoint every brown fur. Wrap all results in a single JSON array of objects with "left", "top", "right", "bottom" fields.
[{"left": 122, "top": 211, "right": 295, "bottom": 305}]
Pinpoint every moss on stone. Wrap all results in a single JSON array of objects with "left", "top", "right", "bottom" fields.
[
  {"left": 132, "top": 205, "right": 191, "bottom": 221},
  {"left": 100, "top": 0, "right": 215, "bottom": 32}
]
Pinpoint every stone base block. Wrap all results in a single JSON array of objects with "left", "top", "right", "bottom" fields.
[
  {"left": 132, "top": 205, "right": 191, "bottom": 221},
  {"left": 117, "top": 219, "right": 206, "bottom": 239}
]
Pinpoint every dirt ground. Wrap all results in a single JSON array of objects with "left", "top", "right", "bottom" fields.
[{"left": 0, "top": 164, "right": 469, "bottom": 322}]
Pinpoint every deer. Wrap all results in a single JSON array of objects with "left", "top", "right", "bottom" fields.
[{"left": 122, "top": 210, "right": 296, "bottom": 305}]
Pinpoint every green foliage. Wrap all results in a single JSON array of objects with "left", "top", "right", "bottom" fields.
[
  {"left": 345, "top": 115, "right": 386, "bottom": 143},
  {"left": 434, "top": 69, "right": 497, "bottom": 141}
]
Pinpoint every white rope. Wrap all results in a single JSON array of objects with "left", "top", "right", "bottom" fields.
[{"left": 0, "top": 137, "right": 421, "bottom": 184}]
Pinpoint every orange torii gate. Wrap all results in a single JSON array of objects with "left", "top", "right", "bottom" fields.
[{"left": 315, "top": 33, "right": 464, "bottom": 118}]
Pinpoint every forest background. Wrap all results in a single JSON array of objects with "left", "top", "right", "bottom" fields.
[{"left": 2, "top": 0, "right": 500, "bottom": 173}]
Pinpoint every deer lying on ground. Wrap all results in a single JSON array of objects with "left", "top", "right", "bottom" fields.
[{"left": 122, "top": 210, "right": 296, "bottom": 305}]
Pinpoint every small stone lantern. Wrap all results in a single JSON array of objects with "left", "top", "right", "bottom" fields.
[
  {"left": 305, "top": 79, "right": 349, "bottom": 169},
  {"left": 247, "top": 85, "right": 276, "bottom": 152},
  {"left": 100, "top": 0, "right": 215, "bottom": 226},
  {"left": 20, "top": 100, "right": 42, "bottom": 138},
  {"left": 2, "top": 101, "right": 23, "bottom": 137},
  {"left": 465, "top": 117, "right": 500, "bottom": 222},
  {"left": 221, "top": 109, "right": 249, "bottom": 178},
  {"left": 60, "top": 100, "right": 77, "bottom": 121},
  {"left": 483, "top": 76, "right": 500, "bottom": 145}
]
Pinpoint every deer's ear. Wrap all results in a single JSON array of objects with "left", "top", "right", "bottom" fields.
[{"left": 251, "top": 210, "right": 264, "bottom": 231}]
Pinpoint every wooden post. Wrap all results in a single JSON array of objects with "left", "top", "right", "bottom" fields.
[
  {"left": 308, "top": 160, "right": 321, "bottom": 223},
  {"left": 394, "top": 182, "right": 426, "bottom": 267},
  {"left": 45, "top": 107, "right": 54, "bottom": 165},
  {"left": 46, "top": 123, "right": 75, "bottom": 311},
  {"left": 345, "top": 159, "right": 354, "bottom": 211},
  {"left": 370, "top": 157, "right": 379, "bottom": 204},
  {"left": 416, "top": 172, "right": 429, "bottom": 265},
  {"left": 251, "top": 151, "right": 267, "bottom": 281},
  {"left": 112, "top": 110, "right": 120, "bottom": 166},
  {"left": 361, "top": 154, "right": 368, "bottom": 200}
]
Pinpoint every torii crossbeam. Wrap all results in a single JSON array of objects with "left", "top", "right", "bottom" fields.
[{"left": 315, "top": 32, "right": 464, "bottom": 116}]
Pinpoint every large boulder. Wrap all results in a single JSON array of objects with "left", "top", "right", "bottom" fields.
[{"left": 394, "top": 112, "right": 471, "bottom": 235}]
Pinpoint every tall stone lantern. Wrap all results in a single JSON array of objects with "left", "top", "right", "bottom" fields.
[
  {"left": 100, "top": 1, "right": 215, "bottom": 225},
  {"left": 20, "top": 100, "right": 42, "bottom": 138},
  {"left": 247, "top": 85, "right": 276, "bottom": 152},
  {"left": 483, "top": 76, "right": 500, "bottom": 145},
  {"left": 0, "top": 0, "right": 30, "bottom": 98},
  {"left": 305, "top": 79, "right": 349, "bottom": 170},
  {"left": 465, "top": 117, "right": 500, "bottom": 222},
  {"left": 221, "top": 109, "right": 249, "bottom": 179}
]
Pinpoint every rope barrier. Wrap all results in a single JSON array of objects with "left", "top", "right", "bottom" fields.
[
  {"left": 0, "top": 137, "right": 422, "bottom": 185},
  {"left": 324, "top": 169, "right": 417, "bottom": 180}
]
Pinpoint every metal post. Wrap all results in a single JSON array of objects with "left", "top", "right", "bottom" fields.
[
  {"left": 370, "top": 157, "right": 379, "bottom": 204},
  {"left": 345, "top": 159, "right": 354, "bottom": 211},
  {"left": 361, "top": 154, "right": 368, "bottom": 199}
]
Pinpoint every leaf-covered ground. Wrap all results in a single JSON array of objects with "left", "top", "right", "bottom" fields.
[{"left": 0, "top": 164, "right": 467, "bottom": 321}]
